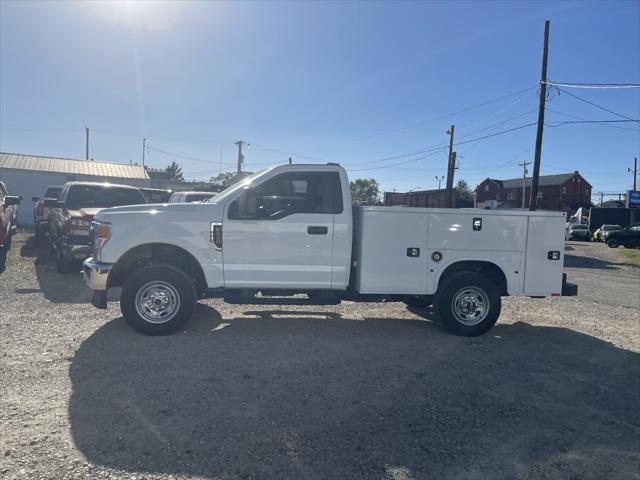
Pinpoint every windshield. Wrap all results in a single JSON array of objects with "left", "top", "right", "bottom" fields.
[
  {"left": 45, "top": 187, "right": 62, "bottom": 198},
  {"left": 66, "top": 185, "right": 146, "bottom": 210},
  {"left": 602, "top": 225, "right": 621, "bottom": 231},
  {"left": 208, "top": 168, "right": 273, "bottom": 203}
]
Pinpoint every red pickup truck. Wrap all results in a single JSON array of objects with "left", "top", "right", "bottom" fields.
[
  {"left": 44, "top": 182, "right": 146, "bottom": 273},
  {"left": 0, "top": 183, "right": 21, "bottom": 253}
]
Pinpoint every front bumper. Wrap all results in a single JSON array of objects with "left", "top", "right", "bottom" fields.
[{"left": 83, "top": 257, "right": 113, "bottom": 291}]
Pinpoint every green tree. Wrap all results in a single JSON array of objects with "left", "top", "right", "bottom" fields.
[
  {"left": 350, "top": 178, "right": 380, "bottom": 205},
  {"left": 455, "top": 179, "right": 474, "bottom": 201},
  {"left": 210, "top": 171, "right": 235, "bottom": 187},
  {"left": 165, "top": 161, "right": 184, "bottom": 182}
]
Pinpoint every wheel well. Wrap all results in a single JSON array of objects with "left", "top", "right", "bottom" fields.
[
  {"left": 438, "top": 261, "right": 508, "bottom": 296},
  {"left": 108, "top": 243, "right": 207, "bottom": 297}
]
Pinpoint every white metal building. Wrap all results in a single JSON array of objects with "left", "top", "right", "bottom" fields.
[{"left": 0, "top": 152, "right": 150, "bottom": 227}]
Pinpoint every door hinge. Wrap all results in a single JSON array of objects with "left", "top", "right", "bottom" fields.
[{"left": 210, "top": 222, "right": 222, "bottom": 250}]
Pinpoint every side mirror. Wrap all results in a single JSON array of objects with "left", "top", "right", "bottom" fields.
[
  {"left": 238, "top": 187, "right": 258, "bottom": 218},
  {"left": 42, "top": 198, "right": 61, "bottom": 208},
  {"left": 32, "top": 196, "right": 40, "bottom": 202},
  {"left": 4, "top": 195, "right": 21, "bottom": 207}
]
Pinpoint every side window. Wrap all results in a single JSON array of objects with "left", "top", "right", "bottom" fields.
[{"left": 228, "top": 172, "right": 343, "bottom": 220}]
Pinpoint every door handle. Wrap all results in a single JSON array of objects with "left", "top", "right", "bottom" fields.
[{"left": 307, "top": 226, "right": 328, "bottom": 235}]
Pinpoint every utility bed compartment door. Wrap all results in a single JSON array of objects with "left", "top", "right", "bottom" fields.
[
  {"left": 355, "top": 209, "right": 428, "bottom": 294},
  {"left": 523, "top": 215, "right": 565, "bottom": 296}
]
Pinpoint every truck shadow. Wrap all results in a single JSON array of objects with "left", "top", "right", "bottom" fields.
[
  {"left": 69, "top": 305, "right": 640, "bottom": 479},
  {"left": 15, "top": 233, "right": 93, "bottom": 303},
  {"left": 564, "top": 253, "right": 626, "bottom": 270}
]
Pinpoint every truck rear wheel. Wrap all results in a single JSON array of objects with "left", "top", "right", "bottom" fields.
[
  {"left": 607, "top": 238, "right": 619, "bottom": 248},
  {"left": 434, "top": 272, "right": 501, "bottom": 336},
  {"left": 121, "top": 265, "right": 196, "bottom": 335}
]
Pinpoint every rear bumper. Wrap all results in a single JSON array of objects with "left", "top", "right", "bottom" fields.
[{"left": 561, "top": 273, "right": 578, "bottom": 296}]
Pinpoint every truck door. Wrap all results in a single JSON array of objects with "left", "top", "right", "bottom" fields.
[{"left": 222, "top": 171, "right": 342, "bottom": 289}]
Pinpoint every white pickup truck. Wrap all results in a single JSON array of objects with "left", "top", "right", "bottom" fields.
[{"left": 83, "top": 163, "right": 576, "bottom": 336}]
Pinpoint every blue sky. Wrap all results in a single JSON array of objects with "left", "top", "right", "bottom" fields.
[{"left": 1, "top": 0, "right": 638, "bottom": 199}]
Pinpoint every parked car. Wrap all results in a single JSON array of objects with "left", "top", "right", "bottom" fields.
[
  {"left": 45, "top": 182, "right": 147, "bottom": 273},
  {"left": 606, "top": 223, "right": 640, "bottom": 249},
  {"left": 168, "top": 191, "right": 217, "bottom": 203},
  {"left": 32, "top": 185, "right": 63, "bottom": 238},
  {"left": 599, "top": 224, "right": 622, "bottom": 242},
  {"left": 0, "top": 181, "right": 21, "bottom": 231},
  {"left": 565, "top": 224, "right": 591, "bottom": 241},
  {"left": 140, "top": 187, "right": 173, "bottom": 203},
  {"left": 0, "top": 185, "right": 21, "bottom": 251},
  {"left": 83, "top": 163, "right": 577, "bottom": 337}
]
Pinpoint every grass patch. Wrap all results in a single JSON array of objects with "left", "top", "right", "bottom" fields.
[{"left": 618, "top": 248, "right": 640, "bottom": 267}]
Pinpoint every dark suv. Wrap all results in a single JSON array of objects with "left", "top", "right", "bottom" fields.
[
  {"left": 45, "top": 182, "right": 146, "bottom": 273},
  {"left": 606, "top": 223, "right": 640, "bottom": 249}
]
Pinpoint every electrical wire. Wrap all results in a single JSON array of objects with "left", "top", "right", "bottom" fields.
[
  {"left": 339, "top": 86, "right": 537, "bottom": 143},
  {"left": 146, "top": 145, "right": 235, "bottom": 167},
  {"left": 557, "top": 88, "right": 638, "bottom": 121},
  {"left": 543, "top": 81, "right": 640, "bottom": 89},
  {"left": 346, "top": 148, "right": 448, "bottom": 172},
  {"left": 454, "top": 123, "right": 537, "bottom": 147},
  {"left": 546, "top": 108, "right": 640, "bottom": 132},
  {"left": 545, "top": 119, "right": 640, "bottom": 127}
]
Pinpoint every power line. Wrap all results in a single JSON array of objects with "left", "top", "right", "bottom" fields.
[
  {"left": 545, "top": 119, "right": 640, "bottom": 127},
  {"left": 145, "top": 144, "right": 235, "bottom": 167},
  {"left": 344, "top": 144, "right": 448, "bottom": 167},
  {"left": 546, "top": 108, "right": 640, "bottom": 132},
  {"left": 340, "top": 86, "right": 537, "bottom": 143},
  {"left": 558, "top": 88, "right": 638, "bottom": 121},
  {"left": 454, "top": 122, "right": 537, "bottom": 147},
  {"left": 347, "top": 149, "right": 448, "bottom": 172},
  {"left": 544, "top": 81, "right": 640, "bottom": 89}
]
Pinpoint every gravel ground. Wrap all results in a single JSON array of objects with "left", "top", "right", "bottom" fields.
[{"left": 1, "top": 233, "right": 639, "bottom": 480}]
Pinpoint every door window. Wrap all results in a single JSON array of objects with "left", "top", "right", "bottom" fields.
[{"left": 229, "top": 172, "right": 343, "bottom": 220}]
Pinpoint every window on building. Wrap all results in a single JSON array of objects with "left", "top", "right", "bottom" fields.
[
  {"left": 507, "top": 192, "right": 516, "bottom": 200},
  {"left": 562, "top": 186, "right": 567, "bottom": 194},
  {"left": 537, "top": 191, "right": 543, "bottom": 199},
  {"left": 484, "top": 184, "right": 489, "bottom": 192}
]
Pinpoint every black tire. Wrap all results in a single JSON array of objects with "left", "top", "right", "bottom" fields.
[
  {"left": 121, "top": 265, "right": 196, "bottom": 335},
  {"left": 434, "top": 271, "right": 501, "bottom": 337},
  {"left": 56, "top": 242, "right": 77, "bottom": 274},
  {"left": 403, "top": 296, "right": 432, "bottom": 309},
  {"left": 607, "top": 238, "right": 619, "bottom": 248}
]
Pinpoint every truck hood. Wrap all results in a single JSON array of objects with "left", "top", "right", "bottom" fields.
[{"left": 94, "top": 202, "right": 224, "bottom": 224}]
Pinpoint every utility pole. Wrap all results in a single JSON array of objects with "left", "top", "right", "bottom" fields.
[
  {"left": 289, "top": 157, "right": 292, "bottom": 165},
  {"left": 599, "top": 192, "right": 604, "bottom": 206},
  {"left": 235, "top": 140, "right": 248, "bottom": 174},
  {"left": 435, "top": 175, "right": 444, "bottom": 190},
  {"left": 142, "top": 138, "right": 146, "bottom": 167},
  {"left": 445, "top": 125, "right": 456, "bottom": 208},
  {"left": 84, "top": 126, "right": 90, "bottom": 161},
  {"left": 628, "top": 157, "right": 638, "bottom": 191},
  {"left": 529, "top": 20, "right": 550, "bottom": 211},
  {"left": 519, "top": 161, "right": 531, "bottom": 209}
]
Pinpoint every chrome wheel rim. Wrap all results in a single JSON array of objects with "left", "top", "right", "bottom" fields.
[
  {"left": 135, "top": 281, "right": 181, "bottom": 324},
  {"left": 452, "top": 286, "right": 490, "bottom": 326}
]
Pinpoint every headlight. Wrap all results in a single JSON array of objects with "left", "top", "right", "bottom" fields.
[
  {"left": 70, "top": 218, "right": 90, "bottom": 227},
  {"left": 91, "top": 221, "right": 111, "bottom": 262}
]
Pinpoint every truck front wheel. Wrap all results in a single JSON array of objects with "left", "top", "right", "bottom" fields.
[
  {"left": 434, "top": 272, "right": 501, "bottom": 336},
  {"left": 121, "top": 265, "right": 196, "bottom": 335}
]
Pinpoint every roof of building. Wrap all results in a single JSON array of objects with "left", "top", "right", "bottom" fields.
[
  {"left": 0, "top": 152, "right": 149, "bottom": 180},
  {"left": 483, "top": 171, "right": 590, "bottom": 190}
]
